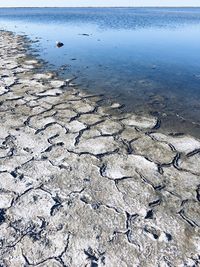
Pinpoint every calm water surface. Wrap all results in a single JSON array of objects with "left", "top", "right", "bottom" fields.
[{"left": 0, "top": 8, "right": 200, "bottom": 136}]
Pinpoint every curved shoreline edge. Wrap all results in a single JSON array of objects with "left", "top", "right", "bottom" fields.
[{"left": 0, "top": 31, "right": 200, "bottom": 266}]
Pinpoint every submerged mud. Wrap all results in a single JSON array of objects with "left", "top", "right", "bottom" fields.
[{"left": 0, "top": 31, "right": 200, "bottom": 267}]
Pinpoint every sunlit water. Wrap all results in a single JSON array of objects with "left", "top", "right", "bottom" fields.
[{"left": 1, "top": 8, "right": 200, "bottom": 136}]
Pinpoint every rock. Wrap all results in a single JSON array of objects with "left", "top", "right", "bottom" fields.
[
  {"left": 79, "top": 33, "right": 90, "bottom": 36},
  {"left": 56, "top": 41, "right": 64, "bottom": 48}
]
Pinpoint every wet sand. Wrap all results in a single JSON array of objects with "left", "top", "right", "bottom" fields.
[{"left": 0, "top": 31, "right": 200, "bottom": 266}]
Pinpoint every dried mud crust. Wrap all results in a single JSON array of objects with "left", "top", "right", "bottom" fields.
[{"left": 0, "top": 31, "right": 199, "bottom": 267}]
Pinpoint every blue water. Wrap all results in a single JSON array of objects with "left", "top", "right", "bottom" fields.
[{"left": 0, "top": 8, "right": 200, "bottom": 136}]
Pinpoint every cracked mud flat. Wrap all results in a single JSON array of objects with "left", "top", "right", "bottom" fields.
[{"left": 0, "top": 31, "right": 200, "bottom": 267}]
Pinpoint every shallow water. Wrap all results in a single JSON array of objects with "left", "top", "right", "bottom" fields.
[{"left": 0, "top": 7, "right": 200, "bottom": 136}]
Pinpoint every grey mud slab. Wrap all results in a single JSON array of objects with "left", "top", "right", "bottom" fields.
[{"left": 0, "top": 31, "right": 200, "bottom": 267}]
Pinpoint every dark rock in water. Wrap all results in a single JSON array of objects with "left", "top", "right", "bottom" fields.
[
  {"left": 56, "top": 41, "right": 64, "bottom": 48},
  {"left": 79, "top": 33, "right": 90, "bottom": 36}
]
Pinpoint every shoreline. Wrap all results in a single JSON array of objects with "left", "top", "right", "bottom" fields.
[
  {"left": 1, "top": 8, "right": 200, "bottom": 138},
  {"left": 0, "top": 30, "right": 200, "bottom": 266}
]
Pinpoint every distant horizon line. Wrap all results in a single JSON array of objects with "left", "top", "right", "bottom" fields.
[{"left": 0, "top": 6, "right": 200, "bottom": 8}]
